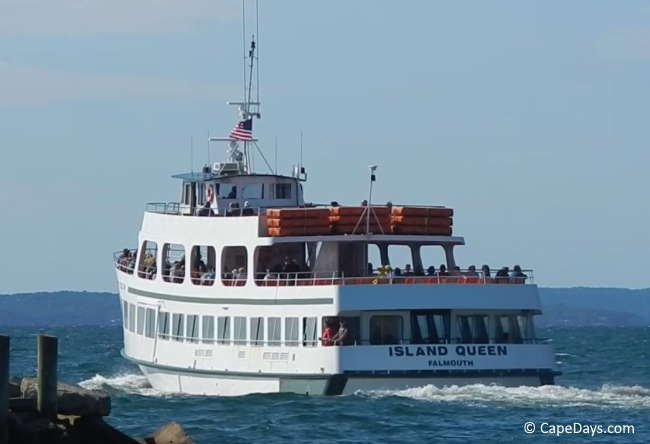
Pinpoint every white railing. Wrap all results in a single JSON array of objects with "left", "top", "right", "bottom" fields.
[{"left": 114, "top": 253, "right": 533, "bottom": 286}]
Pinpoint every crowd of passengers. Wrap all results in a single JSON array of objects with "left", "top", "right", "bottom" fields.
[
  {"left": 367, "top": 263, "right": 528, "bottom": 283},
  {"left": 118, "top": 249, "right": 528, "bottom": 284}
]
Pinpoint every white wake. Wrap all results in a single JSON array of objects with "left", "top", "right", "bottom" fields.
[
  {"left": 79, "top": 373, "right": 163, "bottom": 397},
  {"left": 360, "top": 383, "right": 650, "bottom": 408}
]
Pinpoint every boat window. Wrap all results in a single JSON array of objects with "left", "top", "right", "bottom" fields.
[
  {"left": 323, "top": 316, "right": 360, "bottom": 346},
  {"left": 285, "top": 317, "right": 299, "bottom": 346},
  {"left": 370, "top": 315, "right": 403, "bottom": 345},
  {"left": 220, "top": 184, "right": 237, "bottom": 199},
  {"left": 456, "top": 315, "right": 489, "bottom": 344},
  {"left": 162, "top": 243, "right": 186, "bottom": 284},
  {"left": 242, "top": 183, "right": 264, "bottom": 200},
  {"left": 387, "top": 245, "right": 413, "bottom": 275},
  {"left": 273, "top": 183, "right": 292, "bottom": 199},
  {"left": 268, "top": 317, "right": 281, "bottom": 346},
  {"left": 217, "top": 316, "right": 231, "bottom": 345},
  {"left": 254, "top": 244, "right": 308, "bottom": 284},
  {"left": 136, "top": 306, "right": 145, "bottom": 336},
  {"left": 158, "top": 311, "right": 170, "bottom": 340},
  {"left": 222, "top": 246, "right": 247, "bottom": 286},
  {"left": 121, "top": 300, "right": 128, "bottom": 330},
  {"left": 183, "top": 182, "right": 197, "bottom": 206},
  {"left": 172, "top": 313, "right": 184, "bottom": 342},
  {"left": 411, "top": 311, "right": 450, "bottom": 344},
  {"left": 367, "top": 244, "right": 382, "bottom": 273},
  {"left": 197, "top": 183, "right": 206, "bottom": 205},
  {"left": 495, "top": 315, "right": 523, "bottom": 344},
  {"left": 420, "top": 246, "right": 447, "bottom": 275},
  {"left": 518, "top": 314, "right": 533, "bottom": 342},
  {"left": 202, "top": 316, "right": 215, "bottom": 344},
  {"left": 186, "top": 315, "right": 199, "bottom": 343},
  {"left": 137, "top": 241, "right": 158, "bottom": 280},
  {"left": 303, "top": 317, "right": 318, "bottom": 347},
  {"left": 183, "top": 183, "right": 191, "bottom": 205},
  {"left": 250, "top": 317, "right": 264, "bottom": 346},
  {"left": 234, "top": 316, "right": 247, "bottom": 345},
  {"left": 191, "top": 246, "right": 216, "bottom": 286},
  {"left": 144, "top": 308, "right": 156, "bottom": 338},
  {"left": 128, "top": 303, "right": 136, "bottom": 332}
]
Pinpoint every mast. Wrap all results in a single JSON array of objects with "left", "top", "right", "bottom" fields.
[{"left": 209, "top": 3, "right": 261, "bottom": 176}]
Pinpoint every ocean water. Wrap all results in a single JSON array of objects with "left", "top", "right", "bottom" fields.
[{"left": 3, "top": 325, "right": 649, "bottom": 443}]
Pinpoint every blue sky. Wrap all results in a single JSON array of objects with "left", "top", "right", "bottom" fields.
[{"left": 1, "top": 0, "right": 649, "bottom": 292}]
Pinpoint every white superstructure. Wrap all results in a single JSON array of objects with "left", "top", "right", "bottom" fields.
[{"left": 113, "top": 24, "right": 559, "bottom": 396}]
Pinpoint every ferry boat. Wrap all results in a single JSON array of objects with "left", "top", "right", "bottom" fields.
[{"left": 114, "top": 25, "right": 559, "bottom": 396}]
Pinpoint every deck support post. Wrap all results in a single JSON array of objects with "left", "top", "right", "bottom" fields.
[{"left": 37, "top": 335, "right": 58, "bottom": 420}]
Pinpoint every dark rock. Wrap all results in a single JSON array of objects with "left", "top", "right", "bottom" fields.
[
  {"left": 149, "top": 422, "right": 194, "bottom": 444},
  {"left": 9, "top": 377, "right": 21, "bottom": 397},
  {"left": 20, "top": 378, "right": 111, "bottom": 417},
  {"left": 72, "top": 416, "right": 140, "bottom": 444}
]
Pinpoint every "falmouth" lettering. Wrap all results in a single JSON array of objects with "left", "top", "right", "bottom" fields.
[{"left": 388, "top": 345, "right": 507, "bottom": 357}]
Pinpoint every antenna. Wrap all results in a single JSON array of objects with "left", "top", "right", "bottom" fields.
[
  {"left": 207, "top": 131, "right": 211, "bottom": 165},
  {"left": 274, "top": 136, "right": 278, "bottom": 175},
  {"left": 255, "top": 0, "right": 260, "bottom": 105},
  {"left": 300, "top": 131, "right": 303, "bottom": 170},
  {"left": 190, "top": 136, "right": 194, "bottom": 174},
  {"left": 241, "top": 0, "right": 247, "bottom": 104}
]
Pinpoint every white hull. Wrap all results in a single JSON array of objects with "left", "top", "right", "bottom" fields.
[{"left": 138, "top": 362, "right": 546, "bottom": 396}]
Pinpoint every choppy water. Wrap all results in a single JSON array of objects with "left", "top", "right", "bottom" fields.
[{"left": 4, "top": 325, "right": 649, "bottom": 443}]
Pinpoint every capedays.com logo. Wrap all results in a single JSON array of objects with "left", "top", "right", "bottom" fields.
[{"left": 523, "top": 421, "right": 635, "bottom": 437}]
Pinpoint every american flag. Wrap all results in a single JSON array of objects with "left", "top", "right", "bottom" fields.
[{"left": 229, "top": 118, "right": 253, "bottom": 141}]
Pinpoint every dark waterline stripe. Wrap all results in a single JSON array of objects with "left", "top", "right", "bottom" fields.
[{"left": 128, "top": 286, "right": 334, "bottom": 305}]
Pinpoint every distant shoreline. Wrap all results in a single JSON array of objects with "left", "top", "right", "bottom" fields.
[{"left": 1, "top": 289, "right": 649, "bottom": 327}]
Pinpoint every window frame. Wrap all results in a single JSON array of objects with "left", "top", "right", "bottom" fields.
[{"left": 202, "top": 316, "right": 215, "bottom": 344}]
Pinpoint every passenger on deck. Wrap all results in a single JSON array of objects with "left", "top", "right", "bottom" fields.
[
  {"left": 321, "top": 319, "right": 334, "bottom": 346},
  {"left": 368, "top": 262, "right": 374, "bottom": 276},
  {"left": 242, "top": 201, "right": 255, "bottom": 216},
  {"left": 438, "top": 264, "right": 448, "bottom": 276},
  {"left": 404, "top": 264, "right": 414, "bottom": 276},
  {"left": 426, "top": 265, "right": 436, "bottom": 276},
  {"left": 465, "top": 265, "right": 479, "bottom": 277},
  {"left": 143, "top": 253, "right": 156, "bottom": 279},
  {"left": 393, "top": 267, "right": 402, "bottom": 277},
  {"left": 451, "top": 266, "right": 462, "bottom": 276},
  {"left": 172, "top": 261, "right": 185, "bottom": 283},
  {"left": 495, "top": 266, "right": 510, "bottom": 283},
  {"left": 511, "top": 265, "right": 528, "bottom": 283},
  {"left": 263, "top": 269, "right": 273, "bottom": 281},
  {"left": 481, "top": 265, "right": 491, "bottom": 278},
  {"left": 118, "top": 249, "right": 131, "bottom": 271},
  {"left": 227, "top": 202, "right": 240, "bottom": 216},
  {"left": 201, "top": 268, "right": 215, "bottom": 285},
  {"left": 331, "top": 320, "right": 349, "bottom": 346},
  {"left": 127, "top": 250, "right": 137, "bottom": 272},
  {"left": 197, "top": 201, "right": 215, "bottom": 217}
]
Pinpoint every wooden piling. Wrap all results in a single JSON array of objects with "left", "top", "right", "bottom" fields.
[
  {"left": 0, "top": 335, "right": 9, "bottom": 444},
  {"left": 37, "top": 335, "right": 58, "bottom": 420}
]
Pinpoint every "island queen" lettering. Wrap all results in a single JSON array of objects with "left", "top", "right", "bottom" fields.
[{"left": 388, "top": 345, "right": 508, "bottom": 357}]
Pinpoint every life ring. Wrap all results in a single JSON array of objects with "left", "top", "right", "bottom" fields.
[{"left": 206, "top": 185, "right": 214, "bottom": 203}]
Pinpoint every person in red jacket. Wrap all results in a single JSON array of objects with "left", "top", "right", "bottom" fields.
[{"left": 321, "top": 319, "right": 334, "bottom": 346}]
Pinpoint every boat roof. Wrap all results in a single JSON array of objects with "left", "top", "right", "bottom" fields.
[{"left": 171, "top": 172, "right": 300, "bottom": 182}]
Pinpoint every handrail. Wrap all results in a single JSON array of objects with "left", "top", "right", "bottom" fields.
[
  {"left": 252, "top": 268, "right": 534, "bottom": 286},
  {"left": 145, "top": 202, "right": 262, "bottom": 217},
  {"left": 113, "top": 253, "right": 535, "bottom": 286}
]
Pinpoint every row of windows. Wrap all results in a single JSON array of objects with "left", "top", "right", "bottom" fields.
[
  {"left": 122, "top": 303, "right": 534, "bottom": 345},
  {"left": 123, "top": 301, "right": 318, "bottom": 346}
]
